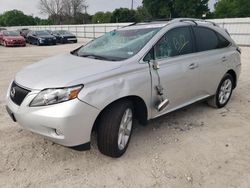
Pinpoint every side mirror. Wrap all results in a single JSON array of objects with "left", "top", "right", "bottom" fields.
[{"left": 152, "top": 60, "right": 160, "bottom": 70}]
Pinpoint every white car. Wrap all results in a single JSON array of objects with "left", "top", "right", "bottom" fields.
[{"left": 6, "top": 18, "right": 241, "bottom": 157}]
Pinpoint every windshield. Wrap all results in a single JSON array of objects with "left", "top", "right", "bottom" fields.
[
  {"left": 75, "top": 27, "right": 161, "bottom": 61},
  {"left": 36, "top": 30, "right": 50, "bottom": 35},
  {"left": 3, "top": 31, "right": 20, "bottom": 36},
  {"left": 58, "top": 30, "right": 72, "bottom": 35}
]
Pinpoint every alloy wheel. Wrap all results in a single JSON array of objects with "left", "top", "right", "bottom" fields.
[
  {"left": 118, "top": 108, "right": 133, "bottom": 150},
  {"left": 218, "top": 78, "right": 232, "bottom": 105}
]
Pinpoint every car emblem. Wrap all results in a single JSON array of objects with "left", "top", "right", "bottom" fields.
[{"left": 10, "top": 87, "right": 16, "bottom": 98}]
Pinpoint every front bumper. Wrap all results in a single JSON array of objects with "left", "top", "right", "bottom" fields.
[
  {"left": 6, "top": 85, "right": 100, "bottom": 147},
  {"left": 5, "top": 41, "right": 26, "bottom": 46},
  {"left": 39, "top": 39, "right": 56, "bottom": 45}
]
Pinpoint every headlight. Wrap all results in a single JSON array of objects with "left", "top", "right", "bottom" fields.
[
  {"left": 39, "top": 38, "right": 44, "bottom": 41},
  {"left": 53, "top": 37, "right": 56, "bottom": 40},
  {"left": 30, "top": 85, "right": 83, "bottom": 107}
]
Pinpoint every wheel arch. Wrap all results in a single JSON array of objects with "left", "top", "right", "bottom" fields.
[
  {"left": 92, "top": 95, "right": 148, "bottom": 133},
  {"left": 226, "top": 69, "right": 237, "bottom": 88}
]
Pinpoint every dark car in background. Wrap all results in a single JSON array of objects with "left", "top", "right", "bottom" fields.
[
  {"left": 45, "top": 30, "right": 53, "bottom": 35},
  {"left": 0, "top": 30, "right": 26, "bottom": 47},
  {"left": 27, "top": 30, "right": 57, "bottom": 46},
  {"left": 19, "top": 28, "right": 31, "bottom": 42},
  {"left": 52, "top": 30, "right": 77, "bottom": 44}
]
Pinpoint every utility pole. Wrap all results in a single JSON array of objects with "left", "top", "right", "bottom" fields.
[
  {"left": 83, "top": 5, "right": 87, "bottom": 24},
  {"left": 131, "top": 0, "right": 134, "bottom": 10}
]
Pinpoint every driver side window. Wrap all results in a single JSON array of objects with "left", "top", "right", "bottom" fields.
[{"left": 155, "top": 27, "right": 194, "bottom": 60}]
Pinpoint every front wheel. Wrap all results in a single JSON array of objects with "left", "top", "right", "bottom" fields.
[
  {"left": 97, "top": 100, "right": 134, "bottom": 158},
  {"left": 207, "top": 73, "right": 234, "bottom": 108},
  {"left": 36, "top": 40, "right": 40, "bottom": 46}
]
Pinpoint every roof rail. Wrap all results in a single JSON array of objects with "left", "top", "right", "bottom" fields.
[
  {"left": 144, "top": 18, "right": 172, "bottom": 22},
  {"left": 171, "top": 18, "right": 219, "bottom": 27}
]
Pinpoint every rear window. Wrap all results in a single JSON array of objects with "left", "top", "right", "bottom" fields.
[
  {"left": 193, "top": 26, "right": 230, "bottom": 52},
  {"left": 217, "top": 33, "right": 230, "bottom": 48}
]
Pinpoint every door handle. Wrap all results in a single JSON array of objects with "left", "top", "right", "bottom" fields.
[
  {"left": 188, "top": 63, "right": 198, "bottom": 70},
  {"left": 221, "top": 56, "right": 227, "bottom": 62}
]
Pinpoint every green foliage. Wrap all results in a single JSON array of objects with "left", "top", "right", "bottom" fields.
[
  {"left": 0, "top": 10, "right": 51, "bottom": 26},
  {"left": 214, "top": 0, "right": 250, "bottom": 18},
  {"left": 135, "top": 6, "right": 152, "bottom": 21},
  {"left": 174, "top": 0, "right": 209, "bottom": 18},
  {"left": 92, "top": 12, "right": 112, "bottom": 23},
  {"left": 110, "top": 8, "right": 137, "bottom": 23},
  {"left": 0, "top": 10, "right": 36, "bottom": 26},
  {"left": 143, "top": 0, "right": 209, "bottom": 19},
  {"left": 142, "top": 0, "right": 172, "bottom": 19}
]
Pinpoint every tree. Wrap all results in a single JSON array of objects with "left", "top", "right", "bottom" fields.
[
  {"left": 92, "top": 12, "right": 112, "bottom": 23},
  {"left": 111, "top": 8, "right": 137, "bottom": 23},
  {"left": 214, "top": 0, "right": 250, "bottom": 18},
  {"left": 143, "top": 0, "right": 209, "bottom": 19},
  {"left": 142, "top": 0, "right": 172, "bottom": 19},
  {"left": 0, "top": 10, "right": 36, "bottom": 26},
  {"left": 135, "top": 6, "right": 152, "bottom": 21},
  {"left": 174, "top": 0, "right": 209, "bottom": 18},
  {"left": 39, "top": 0, "right": 87, "bottom": 24}
]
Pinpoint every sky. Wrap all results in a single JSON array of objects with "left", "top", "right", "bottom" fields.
[{"left": 0, "top": 0, "right": 216, "bottom": 18}]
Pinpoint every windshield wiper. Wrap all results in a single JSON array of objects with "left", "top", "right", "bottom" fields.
[{"left": 79, "top": 54, "right": 117, "bottom": 61}]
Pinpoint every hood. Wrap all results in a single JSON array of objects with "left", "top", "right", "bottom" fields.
[
  {"left": 4, "top": 36, "right": 24, "bottom": 40},
  {"left": 62, "top": 34, "right": 76, "bottom": 38},
  {"left": 15, "top": 53, "right": 122, "bottom": 90}
]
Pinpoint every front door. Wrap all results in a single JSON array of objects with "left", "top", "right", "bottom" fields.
[{"left": 149, "top": 26, "right": 200, "bottom": 118}]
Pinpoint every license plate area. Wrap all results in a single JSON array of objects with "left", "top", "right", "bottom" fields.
[{"left": 6, "top": 106, "right": 16, "bottom": 122}]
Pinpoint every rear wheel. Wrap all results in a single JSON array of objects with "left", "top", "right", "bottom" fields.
[
  {"left": 207, "top": 73, "right": 234, "bottom": 108},
  {"left": 97, "top": 100, "right": 134, "bottom": 158}
]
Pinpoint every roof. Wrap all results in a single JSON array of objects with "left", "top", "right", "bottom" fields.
[{"left": 120, "top": 18, "right": 219, "bottom": 30}]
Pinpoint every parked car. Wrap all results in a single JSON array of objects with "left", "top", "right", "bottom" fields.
[
  {"left": 27, "top": 30, "right": 57, "bottom": 45},
  {"left": 45, "top": 30, "right": 53, "bottom": 35},
  {"left": 52, "top": 30, "right": 77, "bottom": 43},
  {"left": 6, "top": 18, "right": 241, "bottom": 157},
  {"left": 0, "top": 30, "right": 26, "bottom": 47},
  {"left": 19, "top": 28, "right": 31, "bottom": 42}
]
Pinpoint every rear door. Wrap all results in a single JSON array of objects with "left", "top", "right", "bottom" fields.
[
  {"left": 192, "top": 26, "right": 232, "bottom": 96},
  {"left": 149, "top": 26, "right": 200, "bottom": 117}
]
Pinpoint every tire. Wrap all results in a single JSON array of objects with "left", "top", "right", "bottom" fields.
[
  {"left": 207, "top": 73, "right": 234, "bottom": 108},
  {"left": 97, "top": 100, "right": 134, "bottom": 158}
]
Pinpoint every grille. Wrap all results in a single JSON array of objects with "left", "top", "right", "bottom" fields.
[{"left": 10, "top": 82, "right": 30, "bottom": 106}]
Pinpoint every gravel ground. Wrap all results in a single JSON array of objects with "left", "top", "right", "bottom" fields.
[{"left": 0, "top": 41, "right": 250, "bottom": 188}]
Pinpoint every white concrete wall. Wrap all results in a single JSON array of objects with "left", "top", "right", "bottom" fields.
[{"left": 7, "top": 17, "right": 250, "bottom": 46}]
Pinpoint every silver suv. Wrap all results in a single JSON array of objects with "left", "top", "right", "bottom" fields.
[{"left": 6, "top": 18, "right": 241, "bottom": 157}]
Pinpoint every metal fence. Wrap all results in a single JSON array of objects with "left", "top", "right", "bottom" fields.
[
  {"left": 211, "top": 17, "right": 250, "bottom": 46},
  {"left": 9, "top": 23, "right": 130, "bottom": 39},
  {"left": 7, "top": 17, "right": 250, "bottom": 46}
]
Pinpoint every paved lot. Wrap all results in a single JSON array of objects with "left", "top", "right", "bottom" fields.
[{"left": 0, "top": 42, "right": 250, "bottom": 188}]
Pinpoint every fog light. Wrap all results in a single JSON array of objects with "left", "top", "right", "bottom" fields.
[{"left": 55, "top": 129, "right": 63, "bottom": 136}]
